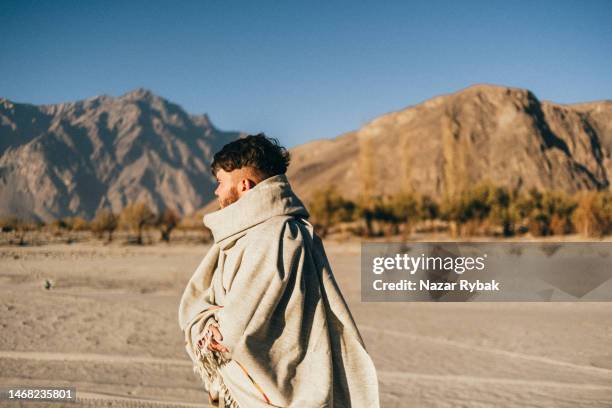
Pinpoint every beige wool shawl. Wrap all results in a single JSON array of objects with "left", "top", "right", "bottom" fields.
[{"left": 178, "top": 174, "right": 380, "bottom": 407}]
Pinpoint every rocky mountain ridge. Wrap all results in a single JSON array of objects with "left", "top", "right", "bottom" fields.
[
  {"left": 0, "top": 89, "right": 242, "bottom": 221},
  {"left": 2, "top": 84, "right": 611, "bottom": 222},
  {"left": 285, "top": 84, "right": 612, "bottom": 206}
]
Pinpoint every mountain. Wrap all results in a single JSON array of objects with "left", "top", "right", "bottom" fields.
[
  {"left": 285, "top": 84, "right": 612, "bottom": 205},
  {"left": 0, "top": 89, "right": 242, "bottom": 222},
  {"left": 4, "top": 84, "right": 611, "bottom": 223}
]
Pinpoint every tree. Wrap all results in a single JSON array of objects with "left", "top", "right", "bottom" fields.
[
  {"left": 439, "top": 181, "right": 520, "bottom": 236},
  {"left": 488, "top": 186, "right": 520, "bottom": 237},
  {"left": 355, "top": 194, "right": 375, "bottom": 237},
  {"left": 419, "top": 195, "right": 439, "bottom": 221},
  {"left": 58, "top": 216, "right": 90, "bottom": 243},
  {"left": 371, "top": 195, "right": 397, "bottom": 237},
  {"left": 157, "top": 208, "right": 180, "bottom": 243},
  {"left": 309, "top": 185, "right": 356, "bottom": 237},
  {"left": 91, "top": 209, "right": 118, "bottom": 242},
  {"left": 572, "top": 191, "right": 612, "bottom": 237},
  {"left": 0, "top": 217, "right": 34, "bottom": 246},
  {"left": 358, "top": 135, "right": 377, "bottom": 237},
  {"left": 440, "top": 182, "right": 496, "bottom": 236},
  {"left": 119, "top": 201, "right": 156, "bottom": 244},
  {"left": 387, "top": 190, "right": 421, "bottom": 237},
  {"left": 69, "top": 217, "right": 90, "bottom": 231},
  {"left": 516, "top": 189, "right": 576, "bottom": 236}
]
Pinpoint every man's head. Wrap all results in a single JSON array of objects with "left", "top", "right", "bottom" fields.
[{"left": 211, "top": 133, "right": 291, "bottom": 208}]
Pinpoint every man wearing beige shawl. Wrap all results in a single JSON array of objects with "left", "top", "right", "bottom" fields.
[{"left": 178, "top": 134, "right": 380, "bottom": 407}]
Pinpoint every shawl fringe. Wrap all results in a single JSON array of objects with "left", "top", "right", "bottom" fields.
[{"left": 191, "top": 343, "right": 240, "bottom": 408}]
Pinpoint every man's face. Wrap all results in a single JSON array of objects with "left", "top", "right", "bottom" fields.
[{"left": 214, "top": 169, "right": 240, "bottom": 208}]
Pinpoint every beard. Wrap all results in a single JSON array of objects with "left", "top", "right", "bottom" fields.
[{"left": 219, "top": 186, "right": 240, "bottom": 208}]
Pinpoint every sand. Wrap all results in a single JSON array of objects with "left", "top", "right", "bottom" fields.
[{"left": 0, "top": 241, "right": 611, "bottom": 407}]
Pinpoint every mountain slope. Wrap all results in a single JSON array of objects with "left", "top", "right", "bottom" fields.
[
  {"left": 0, "top": 89, "right": 242, "bottom": 221},
  {"left": 285, "top": 84, "right": 612, "bottom": 205}
]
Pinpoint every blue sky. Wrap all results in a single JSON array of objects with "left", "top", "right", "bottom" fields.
[{"left": 1, "top": 0, "right": 611, "bottom": 148}]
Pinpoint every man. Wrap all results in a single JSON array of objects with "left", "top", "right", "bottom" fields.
[{"left": 178, "top": 134, "right": 380, "bottom": 407}]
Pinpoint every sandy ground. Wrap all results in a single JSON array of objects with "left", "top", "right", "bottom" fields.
[{"left": 0, "top": 241, "right": 611, "bottom": 408}]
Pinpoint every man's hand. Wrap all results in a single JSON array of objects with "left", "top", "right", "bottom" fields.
[{"left": 197, "top": 324, "right": 230, "bottom": 353}]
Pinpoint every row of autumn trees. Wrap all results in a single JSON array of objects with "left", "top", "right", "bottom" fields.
[
  {"left": 307, "top": 181, "right": 612, "bottom": 238},
  {"left": 88, "top": 202, "right": 181, "bottom": 243},
  {"left": 3, "top": 184, "right": 611, "bottom": 244},
  {"left": 1, "top": 202, "right": 183, "bottom": 245}
]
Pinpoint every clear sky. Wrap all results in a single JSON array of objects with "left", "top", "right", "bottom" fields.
[{"left": 1, "top": 0, "right": 611, "bottom": 148}]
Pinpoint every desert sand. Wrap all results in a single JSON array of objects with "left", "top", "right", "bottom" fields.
[{"left": 1, "top": 241, "right": 611, "bottom": 407}]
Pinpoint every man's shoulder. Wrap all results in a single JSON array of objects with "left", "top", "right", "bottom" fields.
[{"left": 247, "top": 215, "right": 310, "bottom": 243}]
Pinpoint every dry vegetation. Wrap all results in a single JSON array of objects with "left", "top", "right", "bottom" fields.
[
  {"left": 307, "top": 182, "right": 612, "bottom": 240},
  {"left": 0, "top": 201, "right": 211, "bottom": 246},
  {"left": 2, "top": 186, "right": 611, "bottom": 247}
]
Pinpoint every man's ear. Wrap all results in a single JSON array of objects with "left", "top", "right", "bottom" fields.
[{"left": 239, "top": 178, "right": 256, "bottom": 192}]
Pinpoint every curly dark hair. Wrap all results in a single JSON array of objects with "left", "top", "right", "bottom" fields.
[{"left": 211, "top": 133, "right": 291, "bottom": 178}]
